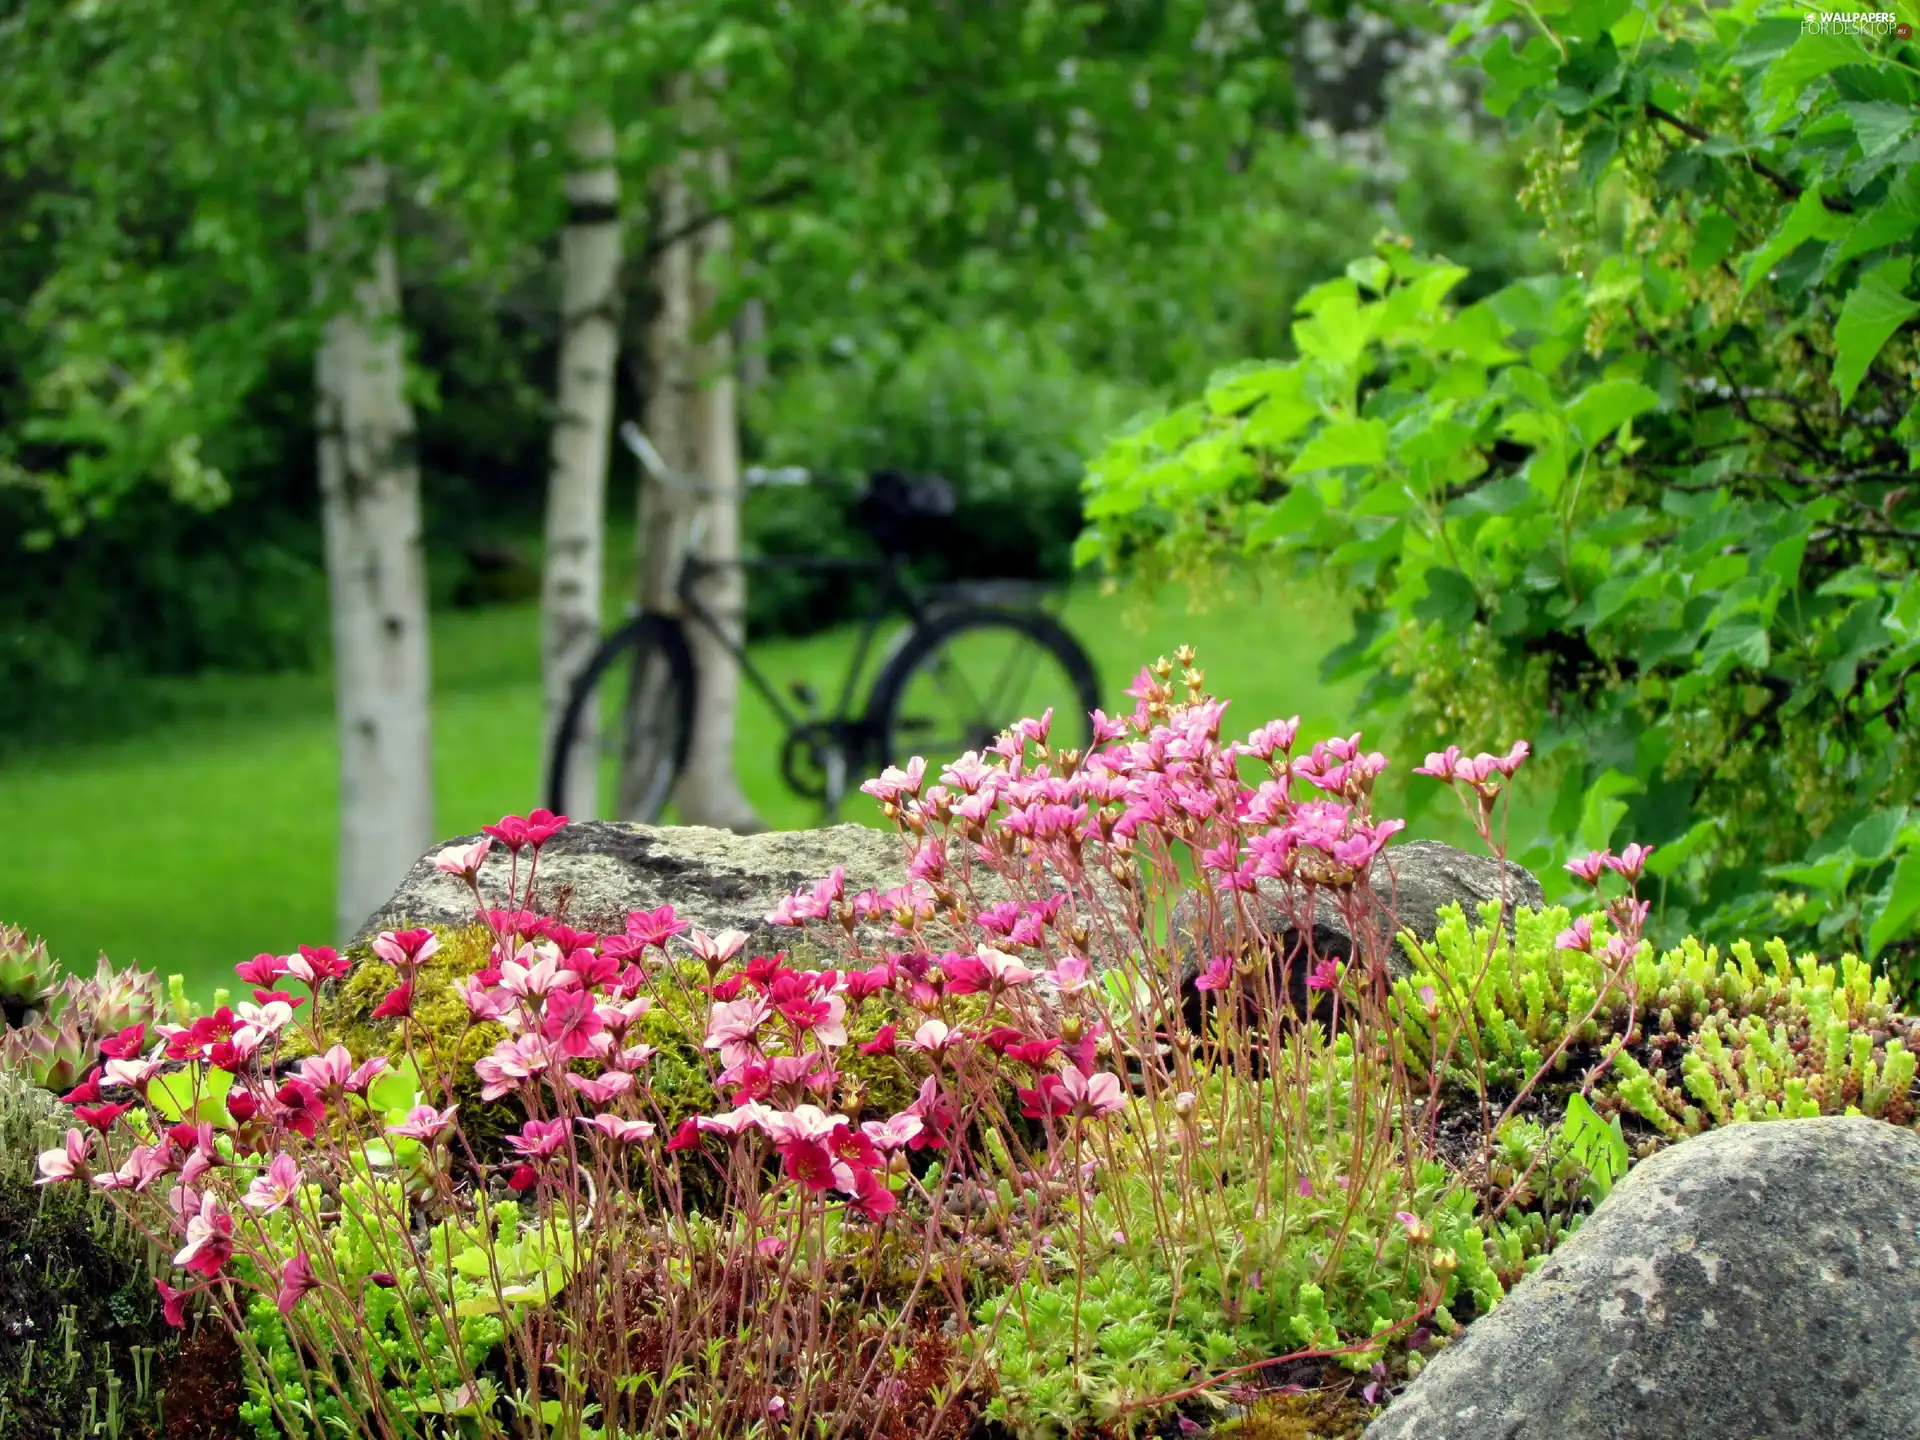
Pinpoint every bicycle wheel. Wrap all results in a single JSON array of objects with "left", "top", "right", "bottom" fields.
[
  {"left": 869, "top": 606, "right": 1100, "bottom": 770},
  {"left": 546, "top": 614, "right": 697, "bottom": 823}
]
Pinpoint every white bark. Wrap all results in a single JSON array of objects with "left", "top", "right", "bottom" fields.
[
  {"left": 541, "top": 109, "right": 622, "bottom": 821},
  {"left": 671, "top": 139, "right": 764, "bottom": 834},
  {"left": 737, "top": 296, "right": 768, "bottom": 392},
  {"left": 310, "top": 50, "right": 434, "bottom": 941}
]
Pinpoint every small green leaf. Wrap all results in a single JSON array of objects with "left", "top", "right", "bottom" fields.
[
  {"left": 1289, "top": 418, "right": 1387, "bottom": 474},
  {"left": 1836, "top": 168, "right": 1920, "bottom": 266},
  {"left": 1848, "top": 809, "right": 1907, "bottom": 865},
  {"left": 366, "top": 1057, "right": 419, "bottom": 1117},
  {"left": 1566, "top": 378, "right": 1660, "bottom": 450},
  {"left": 1743, "top": 186, "right": 1848, "bottom": 297},
  {"left": 1867, "top": 846, "right": 1920, "bottom": 959},
  {"left": 1413, "top": 567, "right": 1478, "bottom": 627},
  {"left": 1833, "top": 258, "right": 1919, "bottom": 408}
]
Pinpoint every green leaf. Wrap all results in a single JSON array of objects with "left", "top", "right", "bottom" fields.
[
  {"left": 1849, "top": 809, "right": 1907, "bottom": 865},
  {"left": 1742, "top": 186, "right": 1848, "bottom": 297},
  {"left": 1413, "top": 568, "right": 1478, "bottom": 627},
  {"left": 1566, "top": 378, "right": 1660, "bottom": 450},
  {"left": 147, "top": 1064, "right": 233, "bottom": 1125},
  {"left": 1761, "top": 32, "right": 1873, "bottom": 109},
  {"left": 1578, "top": 769, "right": 1643, "bottom": 853},
  {"left": 1289, "top": 418, "right": 1388, "bottom": 474},
  {"left": 366, "top": 1057, "right": 419, "bottom": 1118},
  {"left": 1562, "top": 1092, "right": 1628, "bottom": 1203},
  {"left": 1644, "top": 817, "right": 1722, "bottom": 878},
  {"left": 1833, "top": 257, "right": 1920, "bottom": 407},
  {"left": 1700, "top": 615, "right": 1771, "bottom": 673},
  {"left": 1839, "top": 101, "right": 1917, "bottom": 163},
  {"left": 1835, "top": 167, "right": 1920, "bottom": 265},
  {"left": 1292, "top": 293, "right": 1380, "bottom": 371},
  {"left": 1867, "top": 846, "right": 1920, "bottom": 959}
]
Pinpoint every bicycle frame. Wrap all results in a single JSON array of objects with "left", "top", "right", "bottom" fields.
[{"left": 668, "top": 549, "right": 940, "bottom": 738}]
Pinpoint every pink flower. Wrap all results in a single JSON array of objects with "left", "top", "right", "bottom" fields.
[
  {"left": 1194, "top": 956, "right": 1233, "bottom": 993},
  {"left": 909, "top": 1019, "right": 962, "bottom": 1056},
  {"left": 298, "top": 1044, "right": 355, "bottom": 1093},
  {"left": 1606, "top": 842, "right": 1655, "bottom": 883},
  {"left": 345, "top": 1056, "right": 390, "bottom": 1095},
  {"left": 610, "top": 1041, "right": 658, "bottom": 1072},
  {"left": 454, "top": 973, "right": 513, "bottom": 1021},
  {"left": 1565, "top": 849, "right": 1612, "bottom": 885},
  {"left": 74, "top": 1101, "right": 132, "bottom": 1133},
  {"left": 277, "top": 1251, "right": 319, "bottom": 1315},
  {"left": 173, "top": 1192, "right": 235, "bottom": 1278},
  {"left": 292, "top": 944, "right": 350, "bottom": 984},
  {"left": 698, "top": 1102, "right": 776, "bottom": 1139},
  {"left": 234, "top": 952, "right": 289, "bottom": 988},
  {"left": 1245, "top": 716, "right": 1301, "bottom": 760},
  {"left": 1555, "top": 916, "right": 1595, "bottom": 953},
  {"left": 564, "top": 1072, "right": 632, "bottom": 1106},
  {"left": 860, "top": 757, "right": 928, "bottom": 804},
  {"left": 36, "top": 1129, "right": 91, "bottom": 1185},
  {"left": 432, "top": 837, "right": 493, "bottom": 879},
  {"left": 372, "top": 929, "right": 440, "bottom": 973},
  {"left": 859, "top": 1024, "right": 898, "bottom": 1056},
  {"left": 103, "top": 1048, "right": 167, "bottom": 1092},
  {"left": 155, "top": 1278, "right": 193, "bottom": 1329},
  {"left": 1047, "top": 954, "right": 1094, "bottom": 993},
  {"left": 860, "top": 1113, "right": 924, "bottom": 1152},
  {"left": 689, "top": 929, "right": 749, "bottom": 968},
  {"left": 243, "top": 1153, "right": 303, "bottom": 1214},
  {"left": 499, "top": 947, "right": 564, "bottom": 999},
  {"left": 484, "top": 808, "right": 568, "bottom": 851},
  {"left": 1306, "top": 957, "right": 1343, "bottom": 992},
  {"left": 508, "top": 1117, "right": 570, "bottom": 1162},
  {"left": 704, "top": 994, "right": 771, "bottom": 1071},
  {"left": 388, "top": 1103, "right": 459, "bottom": 1143},
  {"left": 621, "top": 904, "right": 689, "bottom": 951},
  {"left": 371, "top": 982, "right": 414, "bottom": 1020},
  {"left": 579, "top": 1114, "right": 655, "bottom": 1144},
  {"left": 541, "top": 987, "right": 605, "bottom": 1058},
  {"left": 1061, "top": 1068, "right": 1127, "bottom": 1117}
]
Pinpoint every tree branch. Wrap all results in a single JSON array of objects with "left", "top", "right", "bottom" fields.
[
  {"left": 1643, "top": 104, "right": 1854, "bottom": 214},
  {"left": 642, "top": 176, "right": 814, "bottom": 259}
]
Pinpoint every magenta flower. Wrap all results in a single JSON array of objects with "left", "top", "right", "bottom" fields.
[
  {"left": 541, "top": 987, "right": 604, "bottom": 1059},
  {"left": 292, "top": 944, "right": 351, "bottom": 984},
  {"left": 1245, "top": 716, "right": 1301, "bottom": 761},
  {"left": 1061, "top": 1068, "right": 1128, "bottom": 1118},
  {"left": 234, "top": 952, "right": 289, "bottom": 988},
  {"left": 1565, "top": 849, "right": 1612, "bottom": 885},
  {"left": 508, "top": 1117, "right": 570, "bottom": 1162},
  {"left": 242, "top": 1154, "right": 304, "bottom": 1214},
  {"left": 1047, "top": 953, "right": 1094, "bottom": 993},
  {"left": 155, "top": 1278, "right": 193, "bottom": 1329},
  {"left": 1306, "top": 958, "right": 1343, "bottom": 992},
  {"left": 277, "top": 1251, "right": 320, "bottom": 1315},
  {"left": 1555, "top": 916, "right": 1595, "bottom": 953},
  {"left": 345, "top": 1056, "right": 390, "bottom": 1095},
  {"left": 298, "top": 1044, "right": 355, "bottom": 1093},
  {"left": 36, "top": 1128, "right": 91, "bottom": 1185},
  {"left": 173, "top": 1191, "right": 234, "bottom": 1278},
  {"left": 621, "top": 904, "right": 689, "bottom": 951},
  {"left": 1606, "top": 842, "right": 1655, "bottom": 883},
  {"left": 370, "top": 982, "right": 414, "bottom": 1020},
  {"left": 1194, "top": 956, "right": 1233, "bottom": 993},
  {"left": 371, "top": 928, "right": 440, "bottom": 972},
  {"left": 388, "top": 1103, "right": 459, "bottom": 1144}
]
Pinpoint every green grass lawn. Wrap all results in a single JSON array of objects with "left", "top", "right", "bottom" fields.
[{"left": 0, "top": 571, "right": 1422, "bottom": 1003}]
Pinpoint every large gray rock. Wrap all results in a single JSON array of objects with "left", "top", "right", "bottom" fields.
[
  {"left": 1169, "top": 839, "right": 1541, "bottom": 987},
  {"left": 1366, "top": 1116, "right": 1920, "bottom": 1440},
  {"left": 357, "top": 821, "right": 911, "bottom": 957}
]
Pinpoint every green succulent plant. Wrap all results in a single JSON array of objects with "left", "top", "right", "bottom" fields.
[
  {"left": 1388, "top": 901, "right": 1920, "bottom": 1149},
  {"left": 0, "top": 924, "right": 59, "bottom": 1026},
  {"left": 0, "top": 1008, "right": 91, "bottom": 1092}
]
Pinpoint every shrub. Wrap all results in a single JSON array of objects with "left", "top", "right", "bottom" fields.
[
  {"left": 1077, "top": 2, "right": 1920, "bottom": 997},
  {"left": 740, "top": 325, "right": 1146, "bottom": 639}
]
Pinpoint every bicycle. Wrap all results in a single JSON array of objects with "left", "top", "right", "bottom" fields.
[{"left": 545, "top": 422, "right": 1102, "bottom": 824}]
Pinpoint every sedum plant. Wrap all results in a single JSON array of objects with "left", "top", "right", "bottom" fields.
[{"left": 0, "top": 937, "right": 165, "bottom": 1093}]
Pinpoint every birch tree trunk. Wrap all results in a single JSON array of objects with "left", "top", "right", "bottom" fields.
[
  {"left": 634, "top": 82, "right": 763, "bottom": 833},
  {"left": 541, "top": 109, "right": 622, "bottom": 820},
  {"left": 670, "top": 137, "right": 764, "bottom": 833},
  {"left": 310, "top": 49, "right": 435, "bottom": 940}
]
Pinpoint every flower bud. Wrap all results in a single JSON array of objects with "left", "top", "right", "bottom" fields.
[
  {"left": 1174, "top": 1091, "right": 1197, "bottom": 1119},
  {"left": 1431, "top": 1247, "right": 1458, "bottom": 1277},
  {"left": 1060, "top": 1015, "right": 1084, "bottom": 1044}
]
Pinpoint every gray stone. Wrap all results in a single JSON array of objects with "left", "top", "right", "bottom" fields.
[
  {"left": 1365, "top": 1116, "right": 1920, "bottom": 1440},
  {"left": 1169, "top": 839, "right": 1542, "bottom": 987},
  {"left": 356, "top": 821, "right": 911, "bottom": 957}
]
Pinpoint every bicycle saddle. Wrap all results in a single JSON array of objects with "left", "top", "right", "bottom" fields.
[{"left": 854, "top": 469, "right": 957, "bottom": 553}]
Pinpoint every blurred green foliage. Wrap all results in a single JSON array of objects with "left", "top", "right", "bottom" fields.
[{"left": 1080, "top": 1, "right": 1920, "bottom": 992}]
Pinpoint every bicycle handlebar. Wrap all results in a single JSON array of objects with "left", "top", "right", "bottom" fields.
[{"left": 619, "top": 421, "right": 813, "bottom": 495}]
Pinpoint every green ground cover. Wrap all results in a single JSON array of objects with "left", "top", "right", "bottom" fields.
[{"left": 0, "top": 573, "right": 1396, "bottom": 1002}]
